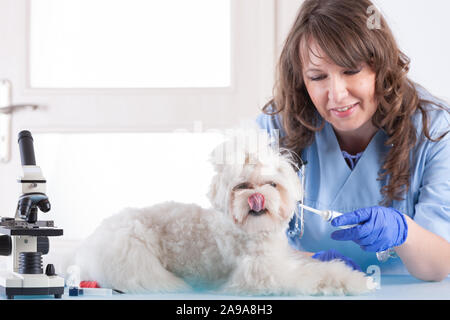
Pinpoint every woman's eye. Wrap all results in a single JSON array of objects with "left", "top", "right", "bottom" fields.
[
  {"left": 311, "top": 75, "right": 326, "bottom": 81},
  {"left": 344, "top": 69, "right": 361, "bottom": 75},
  {"left": 310, "top": 69, "right": 361, "bottom": 81}
]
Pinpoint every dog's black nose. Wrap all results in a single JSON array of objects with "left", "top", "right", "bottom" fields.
[{"left": 248, "top": 209, "right": 267, "bottom": 216}]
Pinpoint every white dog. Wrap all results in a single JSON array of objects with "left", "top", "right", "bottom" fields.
[{"left": 68, "top": 130, "right": 373, "bottom": 296}]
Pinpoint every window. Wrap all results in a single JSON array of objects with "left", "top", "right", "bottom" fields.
[
  {"left": 35, "top": 132, "right": 225, "bottom": 239},
  {"left": 29, "top": 0, "right": 231, "bottom": 88}
]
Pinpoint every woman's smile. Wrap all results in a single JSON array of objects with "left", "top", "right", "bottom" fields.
[{"left": 330, "top": 102, "right": 359, "bottom": 118}]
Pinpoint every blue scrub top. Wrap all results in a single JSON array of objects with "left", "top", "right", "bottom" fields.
[{"left": 256, "top": 85, "right": 450, "bottom": 274}]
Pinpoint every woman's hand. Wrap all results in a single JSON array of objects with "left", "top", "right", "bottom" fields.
[
  {"left": 330, "top": 206, "right": 408, "bottom": 252},
  {"left": 330, "top": 207, "right": 449, "bottom": 281},
  {"left": 312, "top": 249, "right": 362, "bottom": 272}
]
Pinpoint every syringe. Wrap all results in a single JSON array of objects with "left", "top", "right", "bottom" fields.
[{"left": 298, "top": 204, "right": 358, "bottom": 229}]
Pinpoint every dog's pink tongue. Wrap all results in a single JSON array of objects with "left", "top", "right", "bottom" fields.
[{"left": 248, "top": 193, "right": 265, "bottom": 212}]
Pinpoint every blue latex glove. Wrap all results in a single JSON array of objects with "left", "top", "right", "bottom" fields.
[
  {"left": 312, "top": 249, "right": 362, "bottom": 272},
  {"left": 331, "top": 206, "right": 408, "bottom": 252}
]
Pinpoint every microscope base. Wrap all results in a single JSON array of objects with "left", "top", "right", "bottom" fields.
[
  {"left": 0, "top": 271, "right": 64, "bottom": 299},
  {"left": 0, "top": 285, "right": 64, "bottom": 299}
]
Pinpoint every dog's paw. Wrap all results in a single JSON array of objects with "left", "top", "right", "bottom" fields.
[
  {"left": 342, "top": 272, "right": 376, "bottom": 295},
  {"left": 310, "top": 261, "right": 376, "bottom": 296}
]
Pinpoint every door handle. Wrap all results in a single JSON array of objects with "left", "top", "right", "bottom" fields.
[
  {"left": 0, "top": 104, "right": 39, "bottom": 114},
  {"left": 0, "top": 80, "right": 39, "bottom": 163}
]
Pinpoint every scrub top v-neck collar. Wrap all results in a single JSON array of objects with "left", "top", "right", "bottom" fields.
[{"left": 304, "top": 121, "right": 391, "bottom": 212}]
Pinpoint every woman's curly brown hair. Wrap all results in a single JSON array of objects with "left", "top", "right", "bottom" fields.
[{"left": 263, "top": 0, "right": 449, "bottom": 206}]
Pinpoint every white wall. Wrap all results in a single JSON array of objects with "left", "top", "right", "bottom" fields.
[{"left": 373, "top": 0, "right": 450, "bottom": 101}]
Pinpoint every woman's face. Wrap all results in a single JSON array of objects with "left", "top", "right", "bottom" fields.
[{"left": 301, "top": 39, "right": 378, "bottom": 136}]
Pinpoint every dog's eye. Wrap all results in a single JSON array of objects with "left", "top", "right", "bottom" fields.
[
  {"left": 268, "top": 182, "right": 277, "bottom": 188},
  {"left": 234, "top": 183, "right": 252, "bottom": 190}
]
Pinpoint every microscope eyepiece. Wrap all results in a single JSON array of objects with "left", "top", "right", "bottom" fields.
[{"left": 18, "top": 130, "right": 36, "bottom": 166}]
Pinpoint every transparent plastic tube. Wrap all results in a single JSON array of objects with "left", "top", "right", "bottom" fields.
[
  {"left": 299, "top": 204, "right": 396, "bottom": 262},
  {"left": 376, "top": 248, "right": 397, "bottom": 262},
  {"left": 298, "top": 204, "right": 358, "bottom": 229}
]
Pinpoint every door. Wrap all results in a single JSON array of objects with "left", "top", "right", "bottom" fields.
[{"left": 0, "top": 0, "right": 276, "bottom": 240}]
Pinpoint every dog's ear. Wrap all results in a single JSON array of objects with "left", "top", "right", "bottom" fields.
[
  {"left": 207, "top": 140, "right": 227, "bottom": 211},
  {"left": 207, "top": 174, "right": 219, "bottom": 208},
  {"left": 278, "top": 162, "right": 303, "bottom": 202},
  {"left": 207, "top": 173, "right": 228, "bottom": 212},
  {"left": 276, "top": 163, "right": 303, "bottom": 221}
]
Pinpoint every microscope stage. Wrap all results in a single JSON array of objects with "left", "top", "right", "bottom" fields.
[
  {"left": 0, "top": 218, "right": 63, "bottom": 236},
  {"left": 0, "top": 226, "right": 63, "bottom": 237}
]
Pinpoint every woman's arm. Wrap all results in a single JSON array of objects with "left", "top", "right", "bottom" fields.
[{"left": 395, "top": 215, "right": 450, "bottom": 282}]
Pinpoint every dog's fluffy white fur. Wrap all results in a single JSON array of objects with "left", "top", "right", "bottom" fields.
[{"left": 68, "top": 130, "right": 373, "bottom": 296}]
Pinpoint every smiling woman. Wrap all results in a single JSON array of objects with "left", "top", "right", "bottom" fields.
[
  {"left": 264, "top": 0, "right": 447, "bottom": 205},
  {"left": 257, "top": 0, "right": 450, "bottom": 281}
]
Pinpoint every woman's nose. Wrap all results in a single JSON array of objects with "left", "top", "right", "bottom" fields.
[{"left": 328, "top": 76, "right": 349, "bottom": 105}]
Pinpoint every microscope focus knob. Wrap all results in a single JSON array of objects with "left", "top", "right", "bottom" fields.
[
  {"left": 0, "top": 235, "right": 12, "bottom": 256},
  {"left": 45, "top": 264, "right": 56, "bottom": 276},
  {"left": 37, "top": 199, "right": 51, "bottom": 213},
  {"left": 37, "top": 236, "right": 49, "bottom": 255}
]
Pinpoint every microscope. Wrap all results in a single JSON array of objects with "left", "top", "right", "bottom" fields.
[{"left": 0, "top": 130, "right": 64, "bottom": 299}]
